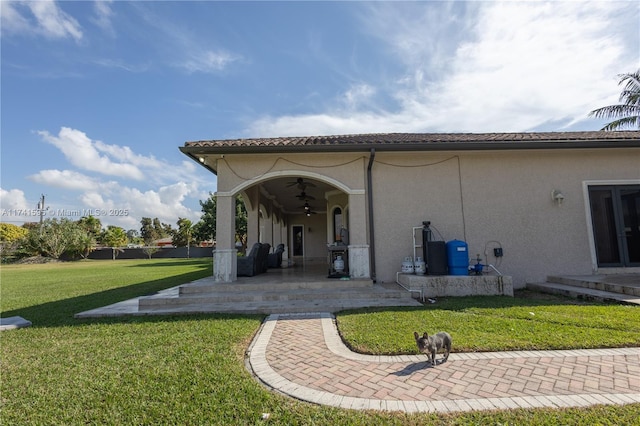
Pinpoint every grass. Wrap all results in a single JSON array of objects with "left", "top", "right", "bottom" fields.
[
  {"left": 336, "top": 292, "right": 640, "bottom": 354},
  {"left": 2, "top": 259, "right": 639, "bottom": 425}
]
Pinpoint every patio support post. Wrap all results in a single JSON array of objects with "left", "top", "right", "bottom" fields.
[
  {"left": 246, "top": 208, "right": 259, "bottom": 244},
  {"left": 213, "top": 193, "right": 237, "bottom": 282},
  {"left": 348, "top": 192, "right": 370, "bottom": 279}
]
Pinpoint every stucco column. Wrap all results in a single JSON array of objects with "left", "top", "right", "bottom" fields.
[
  {"left": 263, "top": 213, "right": 273, "bottom": 247},
  {"left": 348, "top": 192, "right": 370, "bottom": 279},
  {"left": 213, "top": 193, "right": 237, "bottom": 282},
  {"left": 246, "top": 208, "right": 259, "bottom": 244}
]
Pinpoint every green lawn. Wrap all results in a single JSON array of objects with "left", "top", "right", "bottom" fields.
[
  {"left": 336, "top": 293, "right": 640, "bottom": 354},
  {"left": 2, "top": 259, "right": 639, "bottom": 425}
]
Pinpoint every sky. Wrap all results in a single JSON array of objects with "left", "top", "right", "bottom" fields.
[{"left": 1, "top": 0, "right": 639, "bottom": 231}]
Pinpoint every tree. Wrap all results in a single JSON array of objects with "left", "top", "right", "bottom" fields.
[
  {"left": 0, "top": 223, "right": 28, "bottom": 245},
  {"left": 126, "top": 229, "right": 143, "bottom": 246},
  {"left": 173, "top": 218, "right": 195, "bottom": 247},
  {"left": 21, "top": 218, "right": 83, "bottom": 259},
  {"left": 0, "top": 223, "right": 29, "bottom": 259},
  {"left": 140, "top": 217, "right": 172, "bottom": 245},
  {"left": 69, "top": 232, "right": 95, "bottom": 259},
  {"left": 153, "top": 218, "right": 173, "bottom": 240},
  {"left": 101, "top": 225, "right": 128, "bottom": 260},
  {"left": 140, "top": 217, "right": 156, "bottom": 245},
  {"left": 589, "top": 70, "right": 640, "bottom": 131},
  {"left": 235, "top": 195, "right": 248, "bottom": 249},
  {"left": 193, "top": 193, "right": 247, "bottom": 249},
  {"left": 77, "top": 215, "right": 102, "bottom": 242},
  {"left": 142, "top": 246, "right": 159, "bottom": 260},
  {"left": 193, "top": 193, "right": 216, "bottom": 244}
]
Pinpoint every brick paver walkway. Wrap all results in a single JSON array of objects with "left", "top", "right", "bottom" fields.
[{"left": 247, "top": 313, "right": 640, "bottom": 413}]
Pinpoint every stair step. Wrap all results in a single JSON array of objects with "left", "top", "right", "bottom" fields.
[
  {"left": 179, "top": 278, "right": 372, "bottom": 294},
  {"left": 527, "top": 282, "right": 640, "bottom": 305},
  {"left": 547, "top": 275, "right": 640, "bottom": 297},
  {"left": 137, "top": 297, "right": 423, "bottom": 315},
  {"left": 140, "top": 287, "right": 412, "bottom": 307}
]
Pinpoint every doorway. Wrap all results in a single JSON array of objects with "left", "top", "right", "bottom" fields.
[
  {"left": 588, "top": 185, "right": 640, "bottom": 267},
  {"left": 292, "top": 225, "right": 304, "bottom": 257}
]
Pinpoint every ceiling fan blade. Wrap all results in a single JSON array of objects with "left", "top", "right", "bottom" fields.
[
  {"left": 286, "top": 178, "right": 316, "bottom": 188},
  {"left": 295, "top": 192, "right": 315, "bottom": 200}
]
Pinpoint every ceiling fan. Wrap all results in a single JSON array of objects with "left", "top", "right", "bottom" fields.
[
  {"left": 299, "top": 202, "right": 317, "bottom": 215},
  {"left": 286, "top": 177, "right": 317, "bottom": 190},
  {"left": 295, "top": 191, "right": 315, "bottom": 201}
]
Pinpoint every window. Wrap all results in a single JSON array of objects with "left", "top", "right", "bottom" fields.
[{"left": 333, "top": 207, "right": 342, "bottom": 242}]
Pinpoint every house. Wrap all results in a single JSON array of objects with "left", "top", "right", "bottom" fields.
[
  {"left": 180, "top": 131, "right": 640, "bottom": 289},
  {"left": 152, "top": 237, "right": 174, "bottom": 248}
]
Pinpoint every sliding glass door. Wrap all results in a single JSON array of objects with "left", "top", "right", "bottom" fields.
[{"left": 589, "top": 185, "right": 640, "bottom": 267}]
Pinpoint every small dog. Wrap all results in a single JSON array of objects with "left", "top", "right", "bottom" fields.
[{"left": 414, "top": 331, "right": 452, "bottom": 366}]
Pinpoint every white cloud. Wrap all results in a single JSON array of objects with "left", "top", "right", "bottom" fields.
[
  {"left": 45, "top": 129, "right": 205, "bottom": 185},
  {"left": 342, "top": 83, "right": 376, "bottom": 110},
  {"left": 0, "top": 188, "right": 31, "bottom": 211},
  {"left": 24, "top": 126, "right": 212, "bottom": 228},
  {"left": 37, "top": 127, "right": 145, "bottom": 180},
  {"left": 249, "top": 1, "right": 638, "bottom": 135},
  {"left": 0, "top": 188, "right": 41, "bottom": 224},
  {"left": 92, "top": 58, "right": 150, "bottom": 73},
  {"left": 27, "top": 169, "right": 101, "bottom": 191},
  {"left": 87, "top": 183, "right": 199, "bottom": 229},
  {"left": 35, "top": 181, "right": 203, "bottom": 230},
  {"left": 91, "top": 0, "right": 114, "bottom": 35},
  {"left": 132, "top": 2, "right": 241, "bottom": 74},
  {"left": 0, "top": 2, "right": 32, "bottom": 35},
  {"left": 400, "top": 1, "right": 634, "bottom": 132},
  {"left": 1, "top": 0, "right": 83, "bottom": 41},
  {"left": 181, "top": 49, "right": 240, "bottom": 74},
  {"left": 21, "top": 127, "right": 215, "bottom": 229}
]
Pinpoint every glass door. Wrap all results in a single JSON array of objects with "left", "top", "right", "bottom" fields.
[
  {"left": 291, "top": 225, "right": 304, "bottom": 257},
  {"left": 589, "top": 185, "right": 640, "bottom": 267}
]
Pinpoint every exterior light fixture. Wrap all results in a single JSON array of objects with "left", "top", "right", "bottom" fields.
[
  {"left": 198, "top": 156, "right": 205, "bottom": 163},
  {"left": 551, "top": 189, "right": 564, "bottom": 205}
]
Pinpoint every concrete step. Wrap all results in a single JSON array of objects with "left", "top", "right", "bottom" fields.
[
  {"left": 547, "top": 275, "right": 640, "bottom": 297},
  {"left": 140, "top": 286, "right": 411, "bottom": 307},
  {"left": 526, "top": 282, "right": 640, "bottom": 305},
  {"left": 179, "top": 277, "right": 372, "bottom": 294},
  {"left": 137, "top": 296, "right": 423, "bottom": 315}
]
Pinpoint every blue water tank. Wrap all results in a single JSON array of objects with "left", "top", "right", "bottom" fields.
[{"left": 446, "top": 240, "right": 469, "bottom": 275}]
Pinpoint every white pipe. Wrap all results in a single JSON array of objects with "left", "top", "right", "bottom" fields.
[
  {"left": 488, "top": 264, "right": 503, "bottom": 275},
  {"left": 395, "top": 272, "right": 424, "bottom": 301}
]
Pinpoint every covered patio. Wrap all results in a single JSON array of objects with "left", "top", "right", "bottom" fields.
[{"left": 180, "top": 141, "right": 374, "bottom": 284}]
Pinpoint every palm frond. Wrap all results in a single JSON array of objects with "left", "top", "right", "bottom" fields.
[
  {"left": 600, "top": 116, "right": 639, "bottom": 132},
  {"left": 589, "top": 69, "right": 640, "bottom": 131}
]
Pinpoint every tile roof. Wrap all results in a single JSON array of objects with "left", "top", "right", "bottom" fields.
[{"left": 183, "top": 131, "right": 640, "bottom": 152}]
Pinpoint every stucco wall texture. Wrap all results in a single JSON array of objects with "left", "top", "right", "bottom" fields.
[{"left": 370, "top": 148, "right": 639, "bottom": 287}]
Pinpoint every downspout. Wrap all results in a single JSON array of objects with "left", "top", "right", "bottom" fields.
[{"left": 367, "top": 148, "right": 377, "bottom": 283}]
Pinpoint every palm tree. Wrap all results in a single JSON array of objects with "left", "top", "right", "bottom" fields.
[{"left": 589, "top": 70, "right": 640, "bottom": 131}]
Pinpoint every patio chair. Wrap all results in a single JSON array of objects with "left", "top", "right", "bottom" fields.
[
  {"left": 268, "top": 244, "right": 285, "bottom": 268},
  {"left": 237, "top": 242, "right": 262, "bottom": 277},
  {"left": 257, "top": 243, "right": 271, "bottom": 273}
]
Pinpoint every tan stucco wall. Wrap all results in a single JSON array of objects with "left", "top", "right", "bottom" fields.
[
  {"left": 214, "top": 153, "right": 367, "bottom": 193},
  {"left": 289, "top": 213, "right": 328, "bottom": 260},
  {"left": 370, "top": 148, "right": 640, "bottom": 288},
  {"left": 208, "top": 146, "right": 638, "bottom": 287}
]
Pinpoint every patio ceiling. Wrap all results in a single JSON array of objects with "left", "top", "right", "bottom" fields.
[{"left": 259, "top": 177, "right": 334, "bottom": 215}]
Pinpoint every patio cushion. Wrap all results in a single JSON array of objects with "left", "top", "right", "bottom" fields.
[
  {"left": 257, "top": 243, "right": 271, "bottom": 273},
  {"left": 268, "top": 244, "right": 285, "bottom": 268},
  {"left": 237, "top": 243, "right": 262, "bottom": 277}
]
